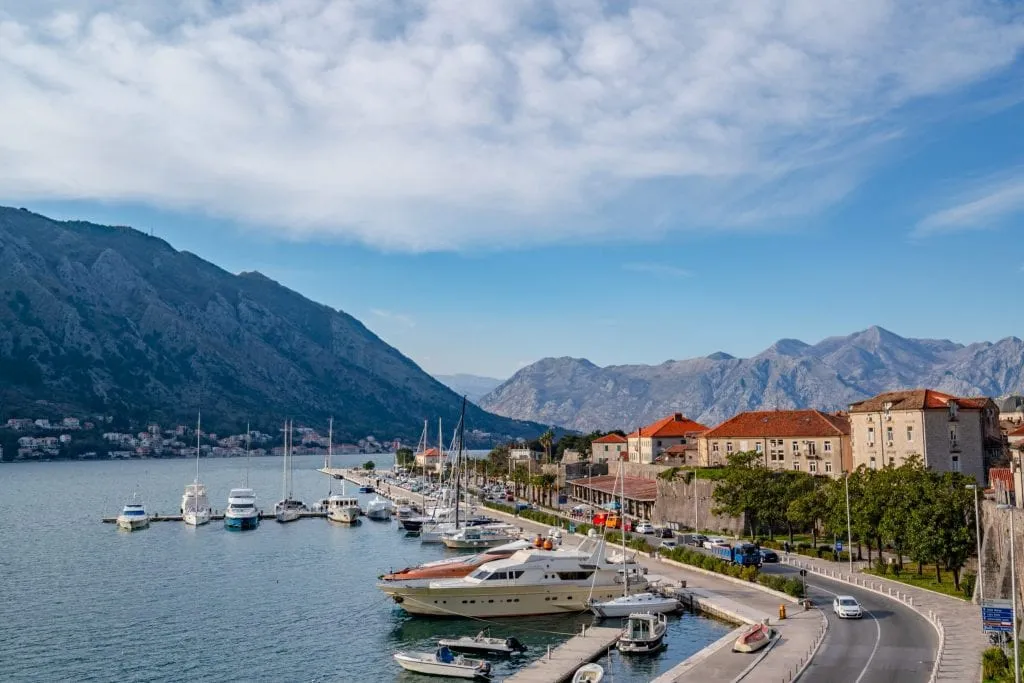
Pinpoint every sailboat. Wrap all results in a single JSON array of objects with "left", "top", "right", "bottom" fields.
[
  {"left": 225, "top": 423, "right": 260, "bottom": 531},
  {"left": 275, "top": 420, "right": 305, "bottom": 523},
  {"left": 419, "top": 404, "right": 472, "bottom": 543},
  {"left": 589, "top": 429, "right": 679, "bottom": 618},
  {"left": 324, "top": 418, "right": 360, "bottom": 524},
  {"left": 181, "top": 412, "right": 212, "bottom": 527}
]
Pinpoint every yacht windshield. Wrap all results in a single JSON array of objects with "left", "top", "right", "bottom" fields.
[{"left": 230, "top": 503, "right": 255, "bottom": 509}]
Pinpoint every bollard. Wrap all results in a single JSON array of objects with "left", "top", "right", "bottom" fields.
[
  {"left": 779, "top": 604, "right": 787, "bottom": 620},
  {"left": 547, "top": 645, "right": 551, "bottom": 660}
]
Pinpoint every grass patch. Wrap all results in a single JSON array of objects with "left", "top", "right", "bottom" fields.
[{"left": 864, "top": 564, "right": 969, "bottom": 600}]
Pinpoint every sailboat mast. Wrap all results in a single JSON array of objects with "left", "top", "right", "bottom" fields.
[
  {"left": 195, "top": 411, "right": 201, "bottom": 483},
  {"left": 245, "top": 422, "right": 251, "bottom": 488},
  {"left": 282, "top": 420, "right": 288, "bottom": 502},
  {"left": 455, "top": 397, "right": 466, "bottom": 529},
  {"left": 621, "top": 427, "right": 632, "bottom": 595},
  {"left": 328, "top": 417, "right": 334, "bottom": 496},
  {"left": 437, "top": 417, "right": 442, "bottom": 486}
]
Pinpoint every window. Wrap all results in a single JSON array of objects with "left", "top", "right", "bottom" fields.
[
  {"left": 950, "top": 425, "right": 959, "bottom": 448},
  {"left": 557, "top": 571, "right": 595, "bottom": 581},
  {"left": 807, "top": 442, "right": 816, "bottom": 456},
  {"left": 886, "top": 426, "right": 893, "bottom": 443},
  {"left": 792, "top": 462, "right": 800, "bottom": 471},
  {"left": 791, "top": 441, "right": 799, "bottom": 452},
  {"left": 949, "top": 402, "right": 959, "bottom": 420},
  {"left": 712, "top": 443, "right": 719, "bottom": 453},
  {"left": 726, "top": 442, "right": 733, "bottom": 454},
  {"left": 824, "top": 461, "right": 833, "bottom": 474},
  {"left": 808, "top": 461, "right": 817, "bottom": 473},
  {"left": 755, "top": 442, "right": 763, "bottom": 453},
  {"left": 867, "top": 427, "right": 875, "bottom": 445},
  {"left": 906, "top": 426, "right": 913, "bottom": 442},
  {"left": 823, "top": 440, "right": 832, "bottom": 453},
  {"left": 770, "top": 449, "right": 783, "bottom": 462},
  {"left": 952, "top": 455, "right": 961, "bottom": 473},
  {"left": 869, "top": 456, "right": 877, "bottom": 468},
  {"left": 656, "top": 440, "right": 662, "bottom": 447}
]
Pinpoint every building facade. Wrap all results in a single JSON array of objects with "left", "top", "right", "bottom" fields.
[
  {"left": 509, "top": 446, "right": 542, "bottom": 462},
  {"left": 698, "top": 409, "right": 851, "bottom": 476},
  {"left": 414, "top": 446, "right": 441, "bottom": 470},
  {"left": 848, "top": 390, "right": 999, "bottom": 483},
  {"left": 626, "top": 413, "right": 708, "bottom": 464},
  {"left": 567, "top": 475, "right": 657, "bottom": 520},
  {"left": 590, "top": 433, "right": 627, "bottom": 463}
]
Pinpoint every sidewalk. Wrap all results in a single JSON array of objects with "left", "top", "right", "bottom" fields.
[{"left": 785, "top": 555, "right": 986, "bottom": 682}]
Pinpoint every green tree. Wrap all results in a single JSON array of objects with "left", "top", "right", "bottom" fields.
[
  {"left": 395, "top": 447, "right": 414, "bottom": 468},
  {"left": 362, "top": 460, "right": 375, "bottom": 471},
  {"left": 712, "top": 451, "right": 773, "bottom": 538},
  {"left": 785, "top": 474, "right": 824, "bottom": 546},
  {"left": 538, "top": 429, "right": 555, "bottom": 463}
]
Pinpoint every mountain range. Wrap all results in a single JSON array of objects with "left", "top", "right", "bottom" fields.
[
  {"left": 478, "top": 327, "right": 1024, "bottom": 432},
  {"left": 0, "top": 206, "right": 544, "bottom": 444},
  {"left": 435, "top": 374, "right": 504, "bottom": 403}
]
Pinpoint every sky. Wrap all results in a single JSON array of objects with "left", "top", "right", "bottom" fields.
[{"left": 1, "top": 1, "right": 1023, "bottom": 379}]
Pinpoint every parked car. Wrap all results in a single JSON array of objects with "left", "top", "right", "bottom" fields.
[
  {"left": 682, "top": 534, "right": 708, "bottom": 547},
  {"left": 658, "top": 527, "right": 675, "bottom": 539},
  {"left": 832, "top": 596, "right": 863, "bottom": 619},
  {"left": 635, "top": 522, "right": 655, "bottom": 535},
  {"left": 659, "top": 539, "right": 678, "bottom": 550},
  {"left": 759, "top": 548, "right": 780, "bottom": 563},
  {"left": 703, "top": 537, "right": 727, "bottom": 549}
]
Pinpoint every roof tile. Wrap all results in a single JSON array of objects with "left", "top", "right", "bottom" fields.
[{"left": 703, "top": 409, "right": 850, "bottom": 438}]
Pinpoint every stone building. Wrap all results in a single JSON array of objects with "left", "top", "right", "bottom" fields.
[
  {"left": 568, "top": 475, "right": 657, "bottom": 520},
  {"left": 848, "top": 389, "right": 1001, "bottom": 483},
  {"left": 590, "top": 433, "right": 627, "bottom": 463},
  {"left": 698, "top": 409, "right": 851, "bottom": 476},
  {"left": 625, "top": 413, "right": 708, "bottom": 464}
]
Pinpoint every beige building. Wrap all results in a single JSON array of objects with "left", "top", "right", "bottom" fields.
[
  {"left": 509, "top": 446, "right": 542, "bottom": 462},
  {"left": 590, "top": 433, "right": 627, "bottom": 463},
  {"left": 848, "top": 390, "right": 1001, "bottom": 483},
  {"left": 414, "top": 446, "right": 441, "bottom": 470},
  {"left": 698, "top": 409, "right": 851, "bottom": 477},
  {"left": 626, "top": 413, "right": 708, "bottom": 464}
]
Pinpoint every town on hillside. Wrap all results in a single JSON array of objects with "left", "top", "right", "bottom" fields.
[{"left": 0, "top": 416, "right": 404, "bottom": 462}]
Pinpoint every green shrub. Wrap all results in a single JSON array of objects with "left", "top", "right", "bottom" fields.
[
  {"left": 982, "top": 646, "right": 1010, "bottom": 680},
  {"left": 961, "top": 571, "right": 976, "bottom": 600},
  {"left": 741, "top": 565, "right": 758, "bottom": 582},
  {"left": 874, "top": 559, "right": 888, "bottom": 575}
]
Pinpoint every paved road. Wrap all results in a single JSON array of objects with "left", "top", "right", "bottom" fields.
[{"left": 762, "top": 564, "right": 938, "bottom": 683}]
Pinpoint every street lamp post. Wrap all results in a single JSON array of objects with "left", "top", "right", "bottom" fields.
[
  {"left": 968, "top": 483, "right": 984, "bottom": 604},
  {"left": 999, "top": 503, "right": 1020, "bottom": 683},
  {"left": 845, "top": 471, "right": 854, "bottom": 572}
]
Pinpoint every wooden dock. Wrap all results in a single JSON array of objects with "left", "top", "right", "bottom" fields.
[
  {"left": 101, "top": 511, "right": 327, "bottom": 523},
  {"left": 505, "top": 625, "right": 620, "bottom": 683}
]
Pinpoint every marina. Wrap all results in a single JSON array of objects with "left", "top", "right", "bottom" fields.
[{"left": 505, "top": 626, "right": 621, "bottom": 683}]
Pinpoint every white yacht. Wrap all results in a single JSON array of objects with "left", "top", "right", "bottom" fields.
[
  {"left": 182, "top": 414, "right": 212, "bottom": 527},
  {"left": 117, "top": 493, "right": 150, "bottom": 531},
  {"left": 364, "top": 496, "right": 394, "bottom": 520},
  {"left": 589, "top": 591, "right": 681, "bottom": 618},
  {"left": 441, "top": 525, "right": 521, "bottom": 550},
  {"left": 378, "top": 537, "right": 648, "bottom": 618},
  {"left": 275, "top": 420, "right": 304, "bottom": 523},
  {"left": 224, "top": 488, "right": 260, "bottom": 530},
  {"left": 326, "top": 494, "right": 361, "bottom": 524}
]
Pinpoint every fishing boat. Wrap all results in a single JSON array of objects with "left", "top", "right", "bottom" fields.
[
  {"left": 181, "top": 413, "right": 212, "bottom": 527},
  {"left": 438, "top": 631, "right": 527, "bottom": 656},
  {"left": 275, "top": 420, "right": 304, "bottom": 523},
  {"left": 327, "top": 494, "right": 361, "bottom": 524},
  {"left": 393, "top": 647, "right": 492, "bottom": 680},
  {"left": 617, "top": 612, "right": 668, "bottom": 654},
  {"left": 117, "top": 492, "right": 150, "bottom": 531},
  {"left": 364, "top": 496, "right": 393, "bottom": 520},
  {"left": 732, "top": 622, "right": 777, "bottom": 653},
  {"left": 572, "top": 663, "right": 605, "bottom": 683}
]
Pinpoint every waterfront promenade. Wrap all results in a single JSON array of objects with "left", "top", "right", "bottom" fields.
[{"left": 334, "top": 468, "right": 827, "bottom": 683}]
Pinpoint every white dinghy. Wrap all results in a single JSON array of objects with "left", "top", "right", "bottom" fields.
[
  {"left": 572, "top": 663, "right": 606, "bottom": 683},
  {"left": 393, "top": 646, "right": 492, "bottom": 680}
]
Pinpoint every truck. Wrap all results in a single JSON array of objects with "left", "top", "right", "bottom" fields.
[{"left": 709, "top": 542, "right": 762, "bottom": 567}]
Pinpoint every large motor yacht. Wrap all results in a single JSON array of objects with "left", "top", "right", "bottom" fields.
[
  {"left": 224, "top": 488, "right": 260, "bottom": 530},
  {"left": 378, "top": 537, "right": 648, "bottom": 617},
  {"left": 326, "top": 494, "right": 361, "bottom": 524},
  {"left": 380, "top": 540, "right": 533, "bottom": 584},
  {"left": 117, "top": 494, "right": 150, "bottom": 531}
]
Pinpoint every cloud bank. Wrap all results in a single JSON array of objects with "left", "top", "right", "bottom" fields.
[{"left": 0, "top": 1, "right": 1022, "bottom": 250}]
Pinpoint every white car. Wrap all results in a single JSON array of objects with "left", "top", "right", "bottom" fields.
[
  {"left": 635, "top": 522, "right": 655, "bottom": 535},
  {"left": 833, "top": 596, "right": 863, "bottom": 619},
  {"left": 703, "top": 537, "right": 727, "bottom": 549},
  {"left": 659, "top": 539, "right": 678, "bottom": 550}
]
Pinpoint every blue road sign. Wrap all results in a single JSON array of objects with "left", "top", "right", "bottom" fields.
[
  {"left": 982, "top": 601, "right": 1015, "bottom": 633},
  {"left": 835, "top": 541, "right": 843, "bottom": 552}
]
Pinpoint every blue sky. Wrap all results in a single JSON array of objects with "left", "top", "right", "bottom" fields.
[{"left": 2, "top": 2, "right": 1023, "bottom": 378}]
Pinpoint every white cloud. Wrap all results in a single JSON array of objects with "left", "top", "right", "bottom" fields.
[
  {"left": 370, "top": 308, "right": 415, "bottom": 327},
  {"left": 622, "top": 262, "right": 692, "bottom": 278},
  {"left": 0, "top": 1, "right": 1022, "bottom": 250},
  {"left": 915, "top": 172, "right": 1024, "bottom": 236}
]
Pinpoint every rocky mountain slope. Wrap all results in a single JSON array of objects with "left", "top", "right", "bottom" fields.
[
  {"left": 435, "top": 374, "right": 504, "bottom": 403},
  {"left": 479, "top": 326, "right": 1024, "bottom": 432},
  {"left": 0, "top": 206, "right": 544, "bottom": 443}
]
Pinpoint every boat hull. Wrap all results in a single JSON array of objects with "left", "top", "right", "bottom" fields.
[
  {"left": 328, "top": 507, "right": 361, "bottom": 524},
  {"left": 275, "top": 509, "right": 300, "bottom": 523},
  {"left": 224, "top": 514, "right": 259, "bottom": 530},
  {"left": 117, "top": 517, "right": 150, "bottom": 531},
  {"left": 380, "top": 583, "right": 637, "bottom": 618},
  {"left": 590, "top": 594, "right": 681, "bottom": 618},
  {"left": 442, "top": 536, "right": 519, "bottom": 550},
  {"left": 393, "top": 653, "right": 489, "bottom": 680},
  {"left": 183, "top": 509, "right": 212, "bottom": 526},
  {"left": 366, "top": 509, "right": 391, "bottom": 520}
]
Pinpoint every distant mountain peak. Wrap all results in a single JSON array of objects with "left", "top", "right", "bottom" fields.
[{"left": 706, "top": 351, "right": 735, "bottom": 361}]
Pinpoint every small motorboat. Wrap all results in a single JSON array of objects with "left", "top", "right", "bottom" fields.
[
  {"left": 393, "top": 647, "right": 492, "bottom": 680},
  {"left": 117, "top": 493, "right": 150, "bottom": 531},
  {"left": 438, "top": 630, "right": 528, "bottom": 656},
  {"left": 358, "top": 484, "right": 375, "bottom": 493},
  {"left": 618, "top": 612, "right": 668, "bottom": 654},
  {"left": 572, "top": 663, "right": 605, "bottom": 683},
  {"left": 732, "top": 622, "right": 777, "bottom": 653},
  {"left": 589, "top": 592, "right": 681, "bottom": 618}
]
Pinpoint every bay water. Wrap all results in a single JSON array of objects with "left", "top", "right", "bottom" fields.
[{"left": 1, "top": 455, "right": 730, "bottom": 682}]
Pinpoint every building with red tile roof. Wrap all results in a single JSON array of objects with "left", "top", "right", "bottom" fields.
[
  {"left": 625, "top": 413, "right": 708, "bottom": 464},
  {"left": 567, "top": 474, "right": 658, "bottom": 520},
  {"left": 591, "top": 433, "right": 628, "bottom": 463},
  {"left": 414, "top": 446, "right": 441, "bottom": 469},
  {"left": 848, "top": 389, "right": 1001, "bottom": 484},
  {"left": 698, "top": 409, "right": 851, "bottom": 476},
  {"left": 988, "top": 467, "right": 1016, "bottom": 506}
]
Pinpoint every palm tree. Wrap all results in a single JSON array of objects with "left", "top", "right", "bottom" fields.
[{"left": 539, "top": 429, "right": 555, "bottom": 464}]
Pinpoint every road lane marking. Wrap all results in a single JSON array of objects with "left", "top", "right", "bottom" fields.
[{"left": 808, "top": 582, "right": 882, "bottom": 683}]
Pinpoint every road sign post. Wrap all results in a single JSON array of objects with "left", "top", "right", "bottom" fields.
[{"left": 982, "top": 599, "right": 1015, "bottom": 633}]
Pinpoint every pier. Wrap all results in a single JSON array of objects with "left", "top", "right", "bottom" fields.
[
  {"left": 504, "top": 625, "right": 620, "bottom": 683},
  {"left": 101, "top": 511, "right": 327, "bottom": 523}
]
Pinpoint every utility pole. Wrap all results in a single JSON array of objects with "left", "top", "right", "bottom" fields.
[{"left": 845, "top": 471, "right": 854, "bottom": 572}]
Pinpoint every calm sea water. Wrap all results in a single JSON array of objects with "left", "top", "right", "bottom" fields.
[{"left": 0, "top": 455, "right": 730, "bottom": 682}]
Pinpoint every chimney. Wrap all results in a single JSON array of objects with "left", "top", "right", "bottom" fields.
[{"left": 674, "top": 413, "right": 683, "bottom": 421}]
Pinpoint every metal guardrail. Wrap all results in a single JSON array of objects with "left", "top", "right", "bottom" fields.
[{"left": 784, "top": 559, "right": 946, "bottom": 683}]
